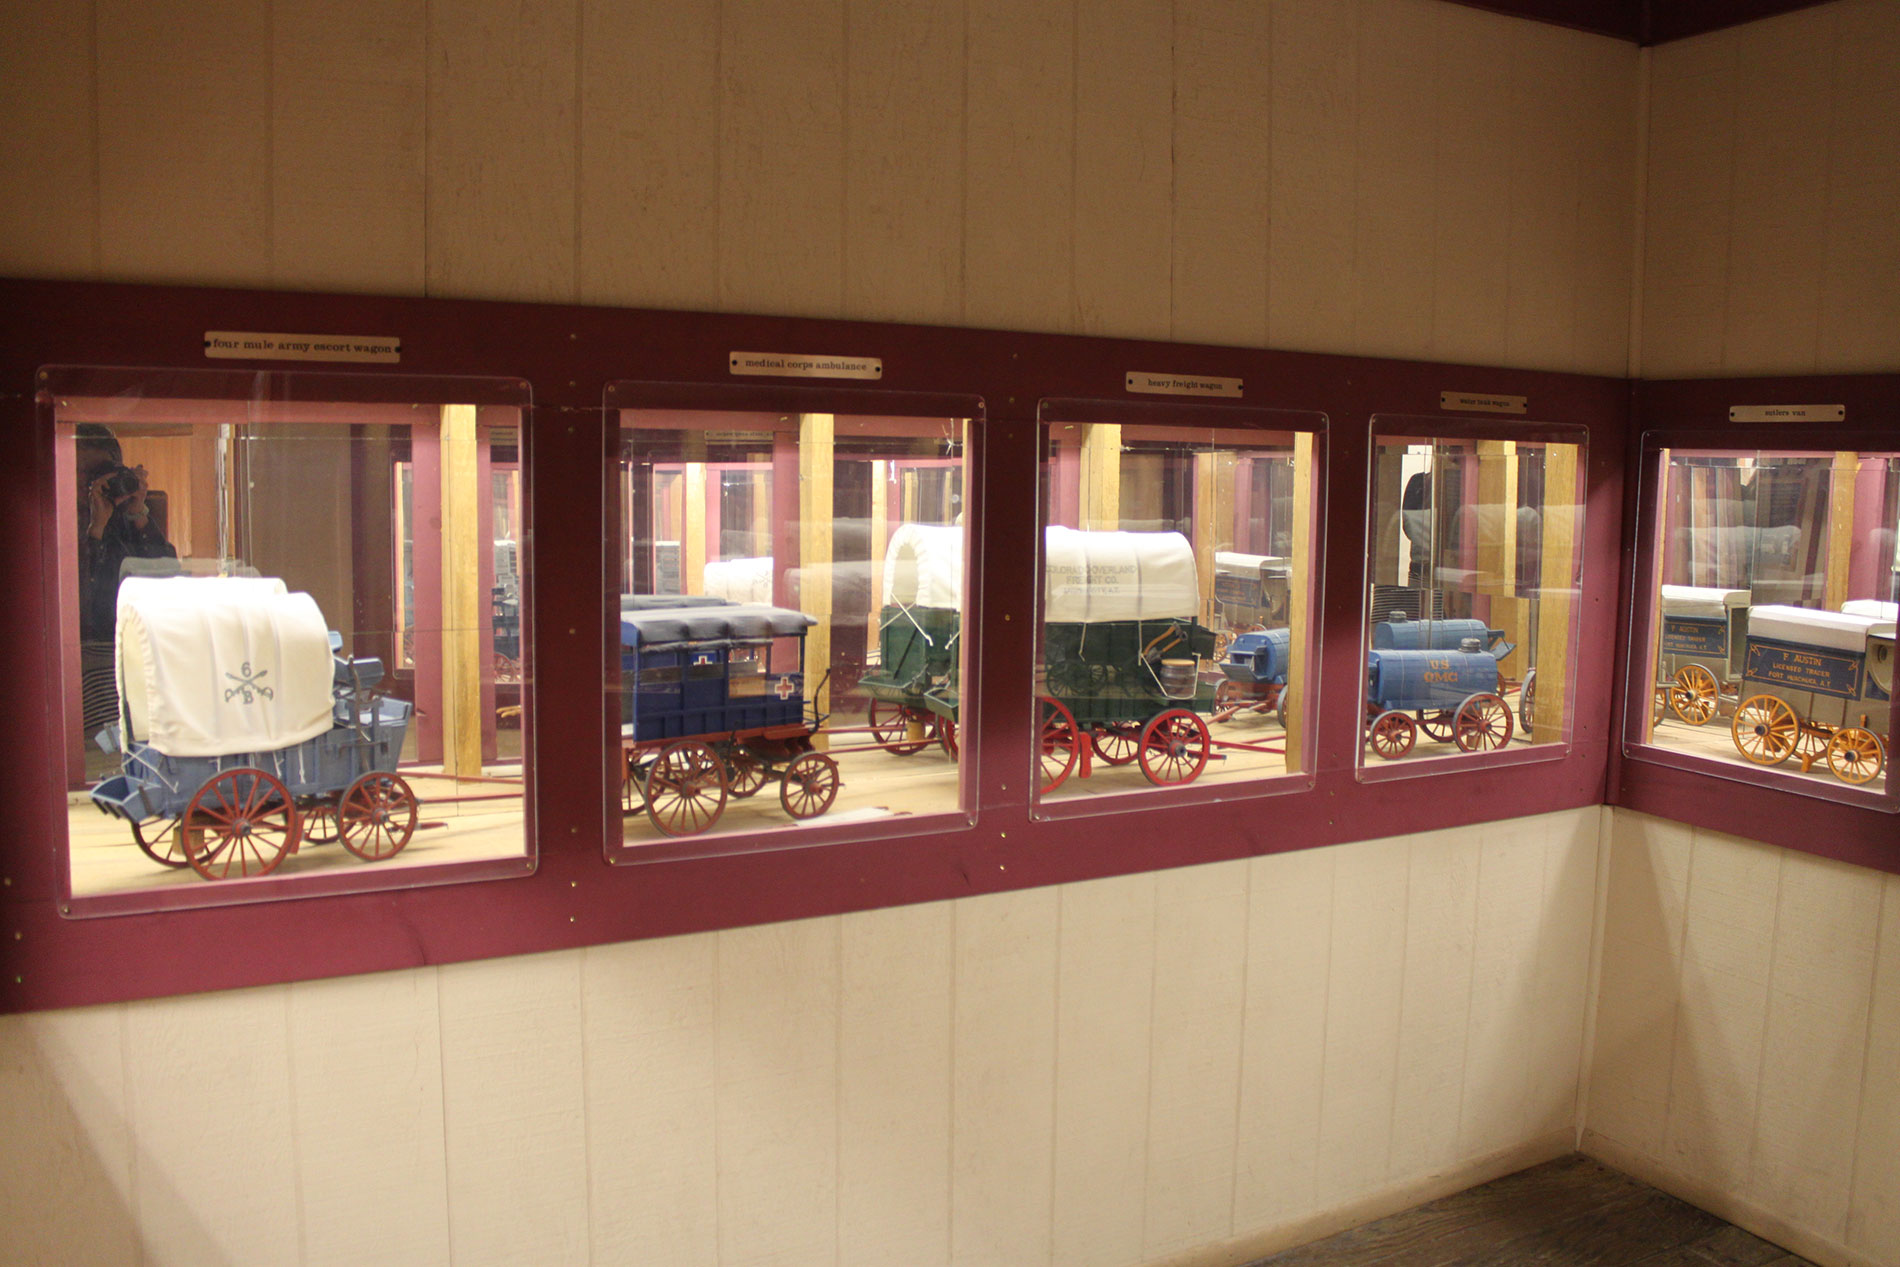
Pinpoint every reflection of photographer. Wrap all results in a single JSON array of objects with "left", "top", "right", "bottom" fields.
[{"left": 77, "top": 425, "right": 176, "bottom": 733}]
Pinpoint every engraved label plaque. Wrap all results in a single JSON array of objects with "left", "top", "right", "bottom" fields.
[
  {"left": 1439, "top": 391, "right": 1527, "bottom": 415},
  {"left": 729, "top": 351, "right": 883, "bottom": 380},
  {"left": 1125, "top": 371, "right": 1242, "bottom": 398},
  {"left": 1728, "top": 404, "right": 1845, "bottom": 423},
  {"left": 205, "top": 331, "right": 401, "bottom": 363}
]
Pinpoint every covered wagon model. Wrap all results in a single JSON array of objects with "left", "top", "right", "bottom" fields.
[
  {"left": 1039, "top": 526, "right": 1221, "bottom": 788},
  {"left": 1730, "top": 604, "right": 1894, "bottom": 785},
  {"left": 89, "top": 576, "right": 417, "bottom": 879},
  {"left": 1655, "top": 584, "right": 1751, "bottom": 726},
  {"left": 857, "top": 522, "right": 963, "bottom": 757},
  {"left": 619, "top": 595, "right": 839, "bottom": 836}
]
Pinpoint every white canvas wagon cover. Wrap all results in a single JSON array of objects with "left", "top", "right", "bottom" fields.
[
  {"left": 1748, "top": 604, "right": 1897, "bottom": 653},
  {"left": 116, "top": 576, "right": 336, "bottom": 758},
  {"left": 1843, "top": 599, "right": 1899, "bottom": 623},
  {"left": 882, "top": 523, "right": 963, "bottom": 608},
  {"left": 1660, "top": 584, "right": 1750, "bottom": 618},
  {"left": 1043, "top": 526, "right": 1199, "bottom": 623}
]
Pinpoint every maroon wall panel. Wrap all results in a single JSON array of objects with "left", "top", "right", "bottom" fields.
[{"left": 2, "top": 278, "right": 1636, "bottom": 1012}]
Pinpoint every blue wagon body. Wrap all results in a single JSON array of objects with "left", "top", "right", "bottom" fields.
[
  {"left": 1366, "top": 648, "right": 1501, "bottom": 712},
  {"left": 1218, "top": 628, "right": 1292, "bottom": 686},
  {"left": 618, "top": 594, "right": 842, "bottom": 835},
  {"left": 1371, "top": 616, "right": 1512, "bottom": 658}
]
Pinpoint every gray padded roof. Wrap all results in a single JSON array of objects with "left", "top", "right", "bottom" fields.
[{"left": 620, "top": 602, "right": 816, "bottom": 646}]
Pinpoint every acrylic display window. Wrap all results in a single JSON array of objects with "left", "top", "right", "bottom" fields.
[
  {"left": 1358, "top": 419, "right": 1586, "bottom": 779},
  {"left": 1032, "top": 403, "right": 1324, "bottom": 816},
  {"left": 608, "top": 385, "right": 974, "bottom": 860},
  {"left": 46, "top": 367, "right": 535, "bottom": 916},
  {"left": 1627, "top": 443, "right": 1898, "bottom": 804}
]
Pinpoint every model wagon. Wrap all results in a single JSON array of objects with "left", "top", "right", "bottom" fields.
[
  {"left": 857, "top": 522, "right": 962, "bottom": 757},
  {"left": 620, "top": 595, "right": 839, "bottom": 835},
  {"left": 1039, "top": 527, "right": 1221, "bottom": 788},
  {"left": 89, "top": 576, "right": 417, "bottom": 880},
  {"left": 1729, "top": 604, "right": 1894, "bottom": 784},
  {"left": 1654, "top": 585, "right": 1751, "bottom": 725},
  {"left": 1362, "top": 614, "right": 1516, "bottom": 760}
]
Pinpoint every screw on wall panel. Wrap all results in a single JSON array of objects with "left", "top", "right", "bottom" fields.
[{"left": 569, "top": 916, "right": 577, "bottom": 923}]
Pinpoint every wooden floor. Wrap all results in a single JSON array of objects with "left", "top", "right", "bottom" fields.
[{"left": 1250, "top": 1156, "right": 1815, "bottom": 1267}]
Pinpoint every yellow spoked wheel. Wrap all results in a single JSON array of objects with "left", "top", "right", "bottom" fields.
[
  {"left": 1731, "top": 694, "right": 1798, "bottom": 766},
  {"left": 1825, "top": 727, "right": 1885, "bottom": 785},
  {"left": 1669, "top": 664, "right": 1720, "bottom": 726}
]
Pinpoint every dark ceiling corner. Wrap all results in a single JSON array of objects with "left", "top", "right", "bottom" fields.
[{"left": 1445, "top": 0, "right": 1838, "bottom": 45}]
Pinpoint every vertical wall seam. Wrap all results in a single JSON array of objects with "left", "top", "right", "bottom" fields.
[
  {"left": 1227, "top": 857, "right": 1254, "bottom": 1234},
  {"left": 1067, "top": 0, "right": 1079, "bottom": 333},
  {"left": 1050, "top": 887, "right": 1069, "bottom": 1263},
  {"left": 1842, "top": 875, "right": 1895, "bottom": 1251},
  {"left": 284, "top": 986, "right": 308, "bottom": 1266},
  {"left": 831, "top": 917, "right": 844, "bottom": 1267},
  {"left": 1715, "top": 32, "right": 1741, "bottom": 373},
  {"left": 1656, "top": 824, "right": 1701, "bottom": 1164},
  {"left": 572, "top": 0, "right": 584, "bottom": 304},
  {"left": 712, "top": 929, "right": 726, "bottom": 1265},
  {"left": 1626, "top": 45, "right": 1651, "bottom": 379},
  {"left": 434, "top": 967, "right": 456, "bottom": 1266},
  {"left": 1139, "top": 878, "right": 1162, "bottom": 1257},
  {"left": 1452, "top": 833, "right": 1486, "bottom": 1152},
  {"left": 1742, "top": 844, "right": 1789, "bottom": 1200},
  {"left": 576, "top": 949, "right": 596, "bottom": 1265},
  {"left": 839, "top": 0, "right": 851, "bottom": 318},
  {"left": 1811, "top": 5, "right": 1844, "bottom": 373},
  {"left": 88, "top": 0, "right": 102, "bottom": 276},
  {"left": 945, "top": 900, "right": 959, "bottom": 1266},
  {"left": 1573, "top": 805, "right": 1618, "bottom": 1147},
  {"left": 118, "top": 1002, "right": 145, "bottom": 1267},
  {"left": 957, "top": 0, "right": 968, "bottom": 325},
  {"left": 264, "top": 0, "right": 276, "bottom": 283},
  {"left": 422, "top": 0, "right": 433, "bottom": 296}
]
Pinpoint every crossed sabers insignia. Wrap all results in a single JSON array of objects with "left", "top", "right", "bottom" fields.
[{"left": 224, "top": 662, "right": 275, "bottom": 704}]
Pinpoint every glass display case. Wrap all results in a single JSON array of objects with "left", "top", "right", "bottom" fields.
[
  {"left": 1630, "top": 446, "right": 1898, "bottom": 798},
  {"left": 1359, "top": 419, "right": 1586, "bottom": 777},
  {"left": 608, "top": 387, "right": 973, "bottom": 858},
  {"left": 1032, "top": 405, "right": 1323, "bottom": 814},
  {"left": 48, "top": 368, "right": 533, "bottom": 913}
]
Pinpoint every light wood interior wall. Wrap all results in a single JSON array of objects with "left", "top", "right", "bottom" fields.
[
  {"left": 1585, "top": 810, "right": 1900, "bottom": 1267},
  {"left": 14, "top": 2, "right": 1890, "bottom": 1265},
  {"left": 3, "top": 808, "right": 1602, "bottom": 1266},
  {"left": 1638, "top": 0, "right": 1900, "bottom": 377}
]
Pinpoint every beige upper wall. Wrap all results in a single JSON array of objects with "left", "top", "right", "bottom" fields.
[
  {"left": 0, "top": 0, "right": 1640, "bottom": 377},
  {"left": 1639, "top": 0, "right": 1900, "bottom": 378}
]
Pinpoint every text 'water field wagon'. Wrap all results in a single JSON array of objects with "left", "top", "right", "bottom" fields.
[
  {"left": 620, "top": 595, "right": 839, "bottom": 836},
  {"left": 857, "top": 522, "right": 962, "bottom": 757},
  {"left": 1729, "top": 604, "right": 1894, "bottom": 785},
  {"left": 1362, "top": 614, "right": 1517, "bottom": 760},
  {"left": 89, "top": 576, "right": 417, "bottom": 880}
]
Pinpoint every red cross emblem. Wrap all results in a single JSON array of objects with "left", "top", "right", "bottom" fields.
[{"left": 774, "top": 676, "right": 797, "bottom": 700}]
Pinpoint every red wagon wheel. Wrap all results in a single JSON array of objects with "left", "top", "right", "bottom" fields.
[
  {"left": 131, "top": 816, "right": 192, "bottom": 868},
  {"left": 868, "top": 700, "right": 931, "bottom": 755},
  {"left": 1454, "top": 692, "right": 1514, "bottom": 752},
  {"left": 644, "top": 740, "right": 728, "bottom": 836},
  {"left": 1037, "top": 697, "right": 1080, "bottom": 791},
  {"left": 1826, "top": 727, "right": 1884, "bottom": 785},
  {"left": 1732, "top": 694, "right": 1797, "bottom": 766},
  {"left": 301, "top": 802, "right": 340, "bottom": 844},
  {"left": 780, "top": 752, "right": 841, "bottom": 819},
  {"left": 938, "top": 715, "right": 959, "bottom": 760},
  {"left": 1138, "top": 709, "right": 1210, "bottom": 786},
  {"left": 1517, "top": 669, "right": 1538, "bottom": 733},
  {"left": 1212, "top": 680, "right": 1248, "bottom": 720},
  {"left": 724, "top": 748, "right": 769, "bottom": 798},
  {"left": 338, "top": 772, "right": 418, "bottom": 861},
  {"left": 1367, "top": 709, "right": 1417, "bottom": 760},
  {"left": 1091, "top": 722, "right": 1143, "bottom": 765},
  {"left": 180, "top": 767, "right": 300, "bottom": 881},
  {"left": 1416, "top": 710, "right": 1456, "bottom": 743},
  {"left": 1669, "top": 664, "right": 1720, "bottom": 726}
]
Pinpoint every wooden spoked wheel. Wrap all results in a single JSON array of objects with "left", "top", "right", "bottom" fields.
[
  {"left": 780, "top": 752, "right": 841, "bottom": 819},
  {"left": 302, "top": 803, "right": 341, "bottom": 843},
  {"left": 644, "top": 740, "right": 728, "bottom": 836},
  {"left": 1367, "top": 709, "right": 1416, "bottom": 760},
  {"left": 724, "top": 748, "right": 769, "bottom": 798},
  {"left": 1825, "top": 727, "right": 1885, "bottom": 785},
  {"left": 1275, "top": 689, "right": 1289, "bottom": 729},
  {"left": 1212, "top": 679, "right": 1248, "bottom": 719},
  {"left": 1138, "top": 709, "right": 1210, "bottom": 786},
  {"left": 130, "top": 816, "right": 191, "bottom": 868},
  {"left": 1091, "top": 722, "right": 1143, "bottom": 765},
  {"left": 181, "top": 767, "right": 300, "bottom": 881},
  {"left": 1668, "top": 664, "right": 1720, "bottom": 725},
  {"left": 1517, "top": 669, "right": 1538, "bottom": 734},
  {"left": 1037, "top": 697, "right": 1080, "bottom": 791},
  {"left": 1651, "top": 686, "right": 1668, "bottom": 726},
  {"left": 1793, "top": 723, "right": 1831, "bottom": 762},
  {"left": 938, "top": 716, "right": 959, "bottom": 760},
  {"left": 338, "top": 772, "right": 418, "bottom": 861},
  {"left": 1454, "top": 692, "right": 1514, "bottom": 752},
  {"left": 868, "top": 700, "right": 931, "bottom": 755},
  {"left": 1416, "top": 710, "right": 1456, "bottom": 743},
  {"left": 1732, "top": 694, "right": 1798, "bottom": 766}
]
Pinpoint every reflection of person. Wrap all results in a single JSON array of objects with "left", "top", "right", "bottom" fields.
[
  {"left": 76, "top": 425, "right": 175, "bottom": 734},
  {"left": 1401, "top": 471, "right": 1433, "bottom": 588}
]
